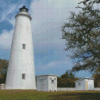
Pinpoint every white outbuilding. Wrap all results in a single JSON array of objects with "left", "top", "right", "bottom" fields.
[
  {"left": 75, "top": 77, "right": 94, "bottom": 90},
  {"left": 36, "top": 75, "right": 57, "bottom": 91}
]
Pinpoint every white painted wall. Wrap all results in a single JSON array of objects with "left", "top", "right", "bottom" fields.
[
  {"left": 5, "top": 8, "right": 36, "bottom": 89},
  {"left": 75, "top": 78, "right": 94, "bottom": 90},
  {"left": 36, "top": 75, "right": 57, "bottom": 91},
  {"left": 36, "top": 76, "right": 48, "bottom": 91},
  {"left": 48, "top": 76, "right": 57, "bottom": 91},
  {"left": 87, "top": 79, "right": 94, "bottom": 90},
  {"left": 75, "top": 79, "right": 85, "bottom": 90}
]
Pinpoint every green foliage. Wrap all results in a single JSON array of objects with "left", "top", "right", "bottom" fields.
[
  {"left": 92, "top": 68, "right": 100, "bottom": 87},
  {"left": 0, "top": 59, "right": 8, "bottom": 84},
  {"left": 0, "top": 59, "right": 8, "bottom": 74},
  {"left": 57, "top": 71, "right": 78, "bottom": 87},
  {"left": 57, "top": 78, "right": 78, "bottom": 87},
  {"left": 62, "top": 0, "right": 100, "bottom": 72},
  {"left": 60, "top": 71, "right": 75, "bottom": 79}
]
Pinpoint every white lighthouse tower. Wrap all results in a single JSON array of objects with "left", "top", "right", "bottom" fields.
[{"left": 5, "top": 6, "right": 36, "bottom": 90}]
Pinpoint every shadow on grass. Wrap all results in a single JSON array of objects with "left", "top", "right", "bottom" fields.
[{"left": 48, "top": 92, "right": 100, "bottom": 100}]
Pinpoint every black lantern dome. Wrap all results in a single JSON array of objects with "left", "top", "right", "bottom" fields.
[{"left": 19, "top": 6, "right": 29, "bottom": 12}]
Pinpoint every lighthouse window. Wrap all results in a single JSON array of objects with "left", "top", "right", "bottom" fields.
[
  {"left": 22, "top": 74, "right": 25, "bottom": 79},
  {"left": 22, "top": 44, "right": 26, "bottom": 49}
]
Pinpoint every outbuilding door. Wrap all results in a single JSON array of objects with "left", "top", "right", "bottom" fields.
[
  {"left": 40, "top": 79, "right": 44, "bottom": 91},
  {"left": 86, "top": 81, "right": 88, "bottom": 90},
  {"left": 51, "top": 80, "right": 54, "bottom": 91},
  {"left": 51, "top": 84, "right": 54, "bottom": 91}
]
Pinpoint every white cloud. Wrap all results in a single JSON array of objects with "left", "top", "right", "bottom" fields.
[
  {"left": 8, "top": 19, "right": 15, "bottom": 28},
  {"left": 0, "top": 0, "right": 92, "bottom": 77},
  {"left": 0, "top": 0, "right": 30, "bottom": 49},
  {"left": 30, "top": 0, "right": 82, "bottom": 33},
  {"left": 0, "top": 29, "right": 13, "bottom": 49},
  {"left": 38, "top": 57, "right": 73, "bottom": 70},
  {"left": 0, "top": 3, "right": 18, "bottom": 22},
  {"left": 30, "top": 0, "right": 82, "bottom": 48},
  {"left": 0, "top": 0, "right": 82, "bottom": 49},
  {"left": 0, "top": 0, "right": 30, "bottom": 23}
]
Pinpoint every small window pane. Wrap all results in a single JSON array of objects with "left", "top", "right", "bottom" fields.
[
  {"left": 78, "top": 82, "right": 80, "bottom": 85},
  {"left": 22, "top": 74, "right": 25, "bottom": 79},
  {"left": 51, "top": 80, "right": 54, "bottom": 84},
  {"left": 22, "top": 44, "right": 26, "bottom": 49}
]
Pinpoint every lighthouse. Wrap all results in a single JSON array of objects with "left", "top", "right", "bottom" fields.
[{"left": 5, "top": 6, "right": 36, "bottom": 90}]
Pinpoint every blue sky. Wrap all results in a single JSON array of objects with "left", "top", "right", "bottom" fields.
[{"left": 0, "top": 0, "right": 93, "bottom": 77}]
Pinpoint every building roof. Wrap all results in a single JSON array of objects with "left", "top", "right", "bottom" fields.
[
  {"left": 36, "top": 74, "right": 58, "bottom": 77},
  {"left": 74, "top": 77, "right": 94, "bottom": 83}
]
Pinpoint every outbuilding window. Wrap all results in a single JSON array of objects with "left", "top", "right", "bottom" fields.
[
  {"left": 22, "top": 44, "right": 26, "bottom": 49},
  {"left": 22, "top": 74, "right": 25, "bottom": 79},
  {"left": 51, "top": 80, "right": 54, "bottom": 84},
  {"left": 78, "top": 82, "right": 80, "bottom": 85}
]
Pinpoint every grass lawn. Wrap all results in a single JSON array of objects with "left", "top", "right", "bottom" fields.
[{"left": 0, "top": 90, "right": 100, "bottom": 100}]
